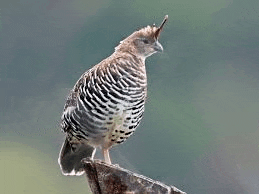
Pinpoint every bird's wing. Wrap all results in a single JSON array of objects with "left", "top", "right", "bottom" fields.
[
  {"left": 60, "top": 67, "right": 95, "bottom": 132},
  {"left": 60, "top": 59, "right": 127, "bottom": 134},
  {"left": 60, "top": 56, "right": 145, "bottom": 134}
]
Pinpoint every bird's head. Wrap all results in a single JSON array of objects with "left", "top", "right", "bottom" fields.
[{"left": 115, "top": 15, "right": 168, "bottom": 60}]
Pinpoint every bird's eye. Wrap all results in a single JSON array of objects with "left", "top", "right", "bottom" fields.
[{"left": 142, "top": 39, "right": 149, "bottom": 44}]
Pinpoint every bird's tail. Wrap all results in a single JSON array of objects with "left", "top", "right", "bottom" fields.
[{"left": 58, "top": 138, "right": 96, "bottom": 176}]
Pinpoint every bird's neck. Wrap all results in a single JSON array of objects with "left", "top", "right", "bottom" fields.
[
  {"left": 114, "top": 43, "right": 146, "bottom": 63},
  {"left": 110, "top": 51, "right": 146, "bottom": 76},
  {"left": 114, "top": 50, "right": 146, "bottom": 65}
]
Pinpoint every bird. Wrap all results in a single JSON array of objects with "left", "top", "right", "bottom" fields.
[{"left": 58, "top": 15, "right": 168, "bottom": 176}]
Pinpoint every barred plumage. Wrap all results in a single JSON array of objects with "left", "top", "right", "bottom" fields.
[{"left": 59, "top": 15, "right": 168, "bottom": 176}]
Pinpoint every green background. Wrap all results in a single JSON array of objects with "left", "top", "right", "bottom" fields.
[{"left": 1, "top": 0, "right": 259, "bottom": 193}]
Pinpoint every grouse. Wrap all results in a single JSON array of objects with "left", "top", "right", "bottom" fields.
[{"left": 59, "top": 15, "right": 168, "bottom": 175}]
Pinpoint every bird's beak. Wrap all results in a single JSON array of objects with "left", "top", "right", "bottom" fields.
[
  {"left": 153, "top": 41, "right": 163, "bottom": 52},
  {"left": 154, "top": 15, "right": 168, "bottom": 40}
]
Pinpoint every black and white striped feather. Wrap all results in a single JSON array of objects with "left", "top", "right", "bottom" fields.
[{"left": 61, "top": 53, "right": 147, "bottom": 149}]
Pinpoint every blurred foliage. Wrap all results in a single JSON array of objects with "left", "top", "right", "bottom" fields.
[
  {"left": 0, "top": 11, "right": 2, "bottom": 32},
  {"left": 0, "top": 141, "right": 91, "bottom": 194},
  {"left": 131, "top": 0, "right": 229, "bottom": 28}
]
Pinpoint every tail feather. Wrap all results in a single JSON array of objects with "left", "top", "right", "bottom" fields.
[{"left": 58, "top": 138, "right": 96, "bottom": 176}]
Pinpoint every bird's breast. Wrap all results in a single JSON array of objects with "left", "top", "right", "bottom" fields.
[
  {"left": 85, "top": 89, "right": 146, "bottom": 148},
  {"left": 64, "top": 59, "right": 147, "bottom": 148}
]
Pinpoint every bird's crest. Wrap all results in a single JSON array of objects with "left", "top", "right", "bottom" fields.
[
  {"left": 115, "top": 15, "right": 168, "bottom": 53},
  {"left": 136, "top": 15, "right": 168, "bottom": 40}
]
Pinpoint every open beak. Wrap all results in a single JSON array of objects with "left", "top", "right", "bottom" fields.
[{"left": 154, "top": 15, "right": 168, "bottom": 40}]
